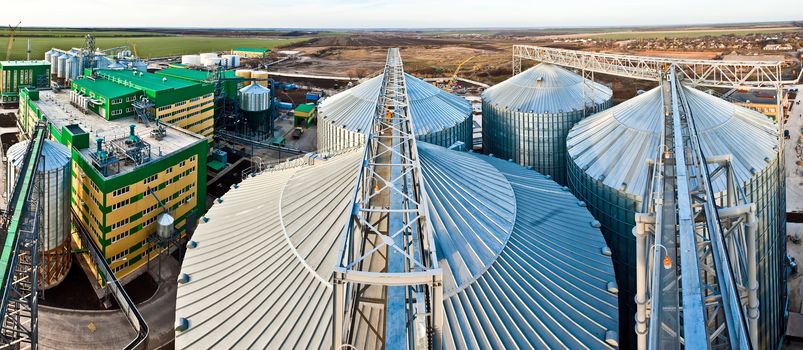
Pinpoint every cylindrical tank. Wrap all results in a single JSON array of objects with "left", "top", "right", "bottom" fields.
[
  {"left": 50, "top": 52, "right": 63, "bottom": 77},
  {"left": 157, "top": 213, "right": 175, "bottom": 239},
  {"left": 181, "top": 55, "right": 201, "bottom": 66},
  {"left": 221, "top": 54, "right": 240, "bottom": 68},
  {"left": 56, "top": 55, "right": 68, "bottom": 79},
  {"left": 251, "top": 71, "right": 269, "bottom": 87},
  {"left": 44, "top": 49, "right": 55, "bottom": 63},
  {"left": 202, "top": 57, "right": 222, "bottom": 67},
  {"left": 239, "top": 84, "right": 271, "bottom": 112},
  {"left": 199, "top": 52, "right": 218, "bottom": 60},
  {"left": 65, "top": 55, "right": 81, "bottom": 81},
  {"left": 318, "top": 73, "right": 472, "bottom": 152},
  {"left": 482, "top": 63, "right": 613, "bottom": 185},
  {"left": 566, "top": 85, "right": 783, "bottom": 349},
  {"left": 6, "top": 140, "right": 72, "bottom": 290},
  {"left": 235, "top": 69, "right": 253, "bottom": 86}
]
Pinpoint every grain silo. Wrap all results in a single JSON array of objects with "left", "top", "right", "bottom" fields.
[
  {"left": 317, "top": 74, "right": 473, "bottom": 151},
  {"left": 6, "top": 139, "right": 72, "bottom": 289},
  {"left": 482, "top": 63, "right": 612, "bottom": 185},
  {"left": 235, "top": 69, "right": 252, "bottom": 86},
  {"left": 566, "top": 86, "right": 783, "bottom": 349},
  {"left": 175, "top": 142, "right": 620, "bottom": 349},
  {"left": 239, "top": 83, "right": 271, "bottom": 132}
]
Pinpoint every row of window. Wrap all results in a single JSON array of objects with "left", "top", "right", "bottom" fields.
[
  {"left": 110, "top": 217, "right": 130, "bottom": 231},
  {"left": 111, "top": 198, "right": 130, "bottom": 210},
  {"left": 110, "top": 249, "right": 129, "bottom": 264},
  {"left": 113, "top": 186, "right": 130, "bottom": 197}
]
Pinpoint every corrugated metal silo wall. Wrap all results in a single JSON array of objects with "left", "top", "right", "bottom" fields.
[
  {"left": 567, "top": 153, "right": 785, "bottom": 349},
  {"left": 482, "top": 99, "right": 613, "bottom": 185},
  {"left": 317, "top": 115, "right": 473, "bottom": 152}
]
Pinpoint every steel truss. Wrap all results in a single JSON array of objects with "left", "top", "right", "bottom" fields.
[
  {"left": 512, "top": 45, "right": 792, "bottom": 90},
  {"left": 634, "top": 68, "right": 757, "bottom": 350},
  {"left": 334, "top": 48, "right": 443, "bottom": 349}
]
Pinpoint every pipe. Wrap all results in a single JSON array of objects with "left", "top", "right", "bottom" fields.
[
  {"left": 746, "top": 203, "right": 759, "bottom": 349},
  {"left": 634, "top": 213, "right": 651, "bottom": 350}
]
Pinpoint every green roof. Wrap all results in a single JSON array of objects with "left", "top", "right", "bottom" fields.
[
  {"left": 294, "top": 104, "right": 315, "bottom": 113},
  {"left": 207, "top": 160, "right": 226, "bottom": 172},
  {"left": 0, "top": 60, "right": 49, "bottom": 68},
  {"left": 155, "top": 67, "right": 236, "bottom": 83},
  {"left": 97, "top": 69, "right": 199, "bottom": 92},
  {"left": 72, "top": 78, "right": 139, "bottom": 99},
  {"left": 233, "top": 48, "right": 269, "bottom": 53}
]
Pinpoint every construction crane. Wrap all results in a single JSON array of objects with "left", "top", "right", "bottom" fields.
[
  {"left": 513, "top": 45, "right": 793, "bottom": 350},
  {"left": 333, "top": 48, "right": 443, "bottom": 349},
  {"left": 444, "top": 55, "right": 476, "bottom": 92},
  {"left": 4, "top": 22, "right": 22, "bottom": 61}
]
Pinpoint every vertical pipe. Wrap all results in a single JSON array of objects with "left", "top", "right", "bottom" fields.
[
  {"left": 432, "top": 280, "right": 443, "bottom": 350},
  {"left": 746, "top": 203, "right": 759, "bottom": 349},
  {"left": 634, "top": 213, "right": 650, "bottom": 350},
  {"left": 333, "top": 274, "right": 344, "bottom": 349}
]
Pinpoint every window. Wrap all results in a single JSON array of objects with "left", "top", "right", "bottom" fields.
[
  {"left": 143, "top": 174, "right": 158, "bottom": 185},
  {"left": 180, "top": 160, "right": 186, "bottom": 168},
  {"left": 111, "top": 198, "right": 130, "bottom": 210},
  {"left": 111, "top": 110, "right": 123, "bottom": 116},
  {"left": 126, "top": 107, "right": 134, "bottom": 113},
  {"left": 110, "top": 217, "right": 130, "bottom": 231},
  {"left": 111, "top": 98, "right": 122, "bottom": 104},
  {"left": 166, "top": 167, "right": 173, "bottom": 174},
  {"left": 113, "top": 186, "right": 130, "bottom": 197}
]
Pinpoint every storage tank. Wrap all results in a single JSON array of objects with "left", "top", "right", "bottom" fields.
[
  {"left": 482, "top": 63, "right": 613, "bottom": 185},
  {"left": 199, "top": 52, "right": 218, "bottom": 60},
  {"left": 239, "top": 84, "right": 271, "bottom": 131},
  {"left": 157, "top": 213, "right": 175, "bottom": 239},
  {"left": 566, "top": 85, "right": 784, "bottom": 349},
  {"left": 65, "top": 55, "right": 81, "bottom": 81},
  {"left": 251, "top": 71, "right": 269, "bottom": 87},
  {"left": 221, "top": 54, "right": 240, "bottom": 68},
  {"left": 181, "top": 55, "right": 201, "bottom": 66},
  {"left": 6, "top": 140, "right": 72, "bottom": 290},
  {"left": 202, "top": 57, "right": 222, "bottom": 67},
  {"left": 50, "top": 52, "right": 63, "bottom": 77},
  {"left": 56, "top": 55, "right": 68, "bottom": 79},
  {"left": 235, "top": 69, "right": 252, "bottom": 86},
  {"left": 44, "top": 49, "right": 55, "bottom": 63},
  {"left": 318, "top": 73, "right": 472, "bottom": 151}
]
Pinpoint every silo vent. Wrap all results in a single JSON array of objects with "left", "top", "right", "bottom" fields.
[
  {"left": 607, "top": 281, "right": 619, "bottom": 294},
  {"left": 619, "top": 182, "right": 627, "bottom": 191},
  {"left": 764, "top": 157, "right": 770, "bottom": 163},
  {"left": 162, "top": 77, "right": 167, "bottom": 82},
  {"left": 216, "top": 197, "right": 223, "bottom": 204},
  {"left": 601, "top": 246, "right": 612, "bottom": 256},
  {"left": 202, "top": 216, "right": 209, "bottom": 223},
  {"left": 576, "top": 200, "right": 586, "bottom": 207},
  {"left": 233, "top": 183, "right": 239, "bottom": 189},
  {"left": 508, "top": 159, "right": 513, "bottom": 162},
  {"left": 544, "top": 174, "right": 552, "bottom": 180},
  {"left": 175, "top": 317, "right": 190, "bottom": 332},
  {"left": 591, "top": 220, "right": 602, "bottom": 228},
  {"left": 187, "top": 240, "right": 198, "bottom": 249},
  {"left": 178, "top": 273, "right": 191, "bottom": 284},
  {"left": 561, "top": 186, "right": 569, "bottom": 192}
]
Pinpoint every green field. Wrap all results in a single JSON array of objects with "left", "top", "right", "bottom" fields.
[
  {"left": 588, "top": 28, "right": 802, "bottom": 40},
  {"left": 2, "top": 36, "right": 310, "bottom": 60}
]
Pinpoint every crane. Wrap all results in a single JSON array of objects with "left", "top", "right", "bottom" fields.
[
  {"left": 4, "top": 21, "right": 22, "bottom": 61},
  {"left": 445, "top": 55, "right": 476, "bottom": 92}
]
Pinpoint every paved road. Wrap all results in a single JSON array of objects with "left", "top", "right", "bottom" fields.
[
  {"left": 785, "top": 85, "right": 803, "bottom": 212},
  {"left": 38, "top": 254, "right": 179, "bottom": 350}
]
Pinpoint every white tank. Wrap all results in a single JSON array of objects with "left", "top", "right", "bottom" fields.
[
  {"left": 66, "top": 56, "right": 81, "bottom": 81},
  {"left": 181, "top": 55, "right": 201, "bottom": 66},
  {"left": 239, "top": 83, "right": 271, "bottom": 112},
  {"left": 6, "top": 140, "right": 72, "bottom": 289},
  {"left": 221, "top": 54, "right": 240, "bottom": 68},
  {"left": 202, "top": 57, "right": 222, "bottom": 67},
  {"left": 157, "top": 213, "right": 175, "bottom": 239},
  {"left": 50, "top": 52, "right": 62, "bottom": 75},
  {"left": 56, "top": 55, "right": 68, "bottom": 79},
  {"left": 199, "top": 52, "right": 218, "bottom": 60}
]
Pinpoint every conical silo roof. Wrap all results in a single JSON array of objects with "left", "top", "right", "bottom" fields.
[
  {"left": 7, "top": 139, "right": 71, "bottom": 172},
  {"left": 318, "top": 73, "right": 472, "bottom": 148},
  {"left": 483, "top": 63, "right": 612, "bottom": 113},
  {"left": 566, "top": 85, "right": 777, "bottom": 198},
  {"left": 176, "top": 143, "right": 619, "bottom": 349}
]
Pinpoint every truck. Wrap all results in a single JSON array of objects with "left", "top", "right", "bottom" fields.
[{"left": 292, "top": 127, "right": 304, "bottom": 139}]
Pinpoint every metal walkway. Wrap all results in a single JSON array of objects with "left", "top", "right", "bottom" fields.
[{"left": 334, "top": 48, "right": 443, "bottom": 349}]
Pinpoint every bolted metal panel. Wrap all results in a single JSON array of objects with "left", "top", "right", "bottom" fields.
[
  {"left": 566, "top": 85, "right": 784, "bottom": 349},
  {"left": 482, "top": 64, "right": 613, "bottom": 185}
]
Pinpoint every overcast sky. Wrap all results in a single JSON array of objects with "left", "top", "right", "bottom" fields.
[{"left": 2, "top": 0, "right": 802, "bottom": 28}]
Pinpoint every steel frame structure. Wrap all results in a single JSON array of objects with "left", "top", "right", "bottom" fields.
[
  {"left": 512, "top": 45, "right": 791, "bottom": 90},
  {"left": 334, "top": 48, "right": 443, "bottom": 349},
  {"left": 512, "top": 45, "right": 793, "bottom": 350}
]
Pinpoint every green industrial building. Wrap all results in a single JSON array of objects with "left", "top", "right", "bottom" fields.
[
  {"left": 231, "top": 48, "right": 269, "bottom": 58},
  {"left": 72, "top": 78, "right": 143, "bottom": 120},
  {"left": 0, "top": 60, "right": 50, "bottom": 104},
  {"left": 155, "top": 67, "right": 240, "bottom": 101}
]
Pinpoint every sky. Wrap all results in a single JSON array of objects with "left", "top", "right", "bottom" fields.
[{"left": 1, "top": 0, "right": 802, "bottom": 29}]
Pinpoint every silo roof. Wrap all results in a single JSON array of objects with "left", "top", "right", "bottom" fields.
[
  {"left": 318, "top": 73, "right": 472, "bottom": 137},
  {"left": 7, "top": 139, "right": 71, "bottom": 172},
  {"left": 238, "top": 83, "right": 270, "bottom": 94},
  {"left": 567, "top": 85, "right": 778, "bottom": 197},
  {"left": 482, "top": 63, "right": 612, "bottom": 113},
  {"left": 176, "top": 143, "right": 618, "bottom": 349}
]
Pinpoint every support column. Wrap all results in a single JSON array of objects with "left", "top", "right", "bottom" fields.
[
  {"left": 634, "top": 213, "right": 651, "bottom": 350},
  {"left": 746, "top": 204, "right": 759, "bottom": 349},
  {"left": 332, "top": 273, "right": 344, "bottom": 348}
]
